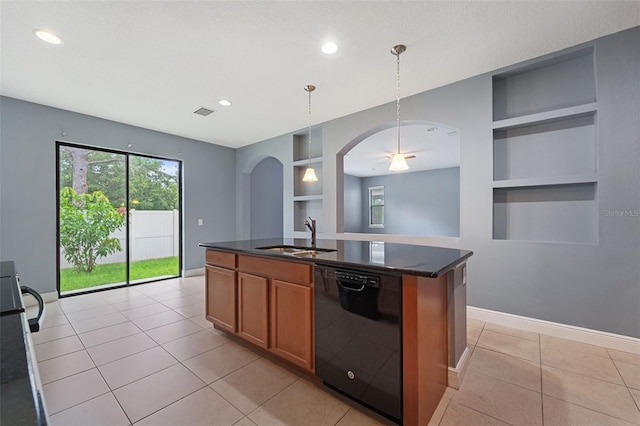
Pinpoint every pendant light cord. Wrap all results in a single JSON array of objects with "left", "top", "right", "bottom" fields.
[
  {"left": 396, "top": 48, "right": 401, "bottom": 155},
  {"left": 308, "top": 87, "right": 312, "bottom": 165}
]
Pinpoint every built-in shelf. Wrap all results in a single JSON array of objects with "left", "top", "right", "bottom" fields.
[
  {"left": 293, "top": 163, "right": 323, "bottom": 197},
  {"left": 493, "top": 112, "right": 596, "bottom": 181},
  {"left": 294, "top": 199, "right": 323, "bottom": 233},
  {"left": 492, "top": 102, "right": 597, "bottom": 130},
  {"left": 292, "top": 129, "right": 323, "bottom": 233},
  {"left": 293, "top": 130, "right": 322, "bottom": 162},
  {"left": 493, "top": 47, "right": 595, "bottom": 121},
  {"left": 491, "top": 47, "right": 598, "bottom": 244},
  {"left": 293, "top": 157, "right": 322, "bottom": 167},
  {"left": 493, "top": 174, "right": 597, "bottom": 188},
  {"left": 493, "top": 183, "right": 597, "bottom": 244},
  {"left": 293, "top": 195, "right": 323, "bottom": 201}
]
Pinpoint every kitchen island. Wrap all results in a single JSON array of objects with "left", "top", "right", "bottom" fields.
[{"left": 199, "top": 238, "right": 472, "bottom": 425}]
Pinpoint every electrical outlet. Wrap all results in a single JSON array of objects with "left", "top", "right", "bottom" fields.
[
  {"left": 198, "top": 219, "right": 203, "bottom": 226},
  {"left": 462, "top": 264, "right": 467, "bottom": 285}
]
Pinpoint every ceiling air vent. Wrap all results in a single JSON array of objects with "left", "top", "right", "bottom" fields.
[{"left": 194, "top": 107, "right": 215, "bottom": 117}]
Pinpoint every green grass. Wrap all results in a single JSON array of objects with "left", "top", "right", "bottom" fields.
[{"left": 60, "top": 256, "right": 179, "bottom": 292}]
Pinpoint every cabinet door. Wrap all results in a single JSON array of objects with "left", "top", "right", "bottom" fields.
[
  {"left": 205, "top": 265, "right": 236, "bottom": 333},
  {"left": 238, "top": 272, "right": 269, "bottom": 348},
  {"left": 270, "top": 279, "right": 313, "bottom": 371}
]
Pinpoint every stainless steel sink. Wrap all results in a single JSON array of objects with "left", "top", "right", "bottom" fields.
[{"left": 256, "top": 245, "right": 336, "bottom": 256}]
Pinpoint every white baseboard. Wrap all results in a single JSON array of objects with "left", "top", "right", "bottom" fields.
[
  {"left": 468, "top": 306, "right": 640, "bottom": 354},
  {"left": 448, "top": 346, "right": 471, "bottom": 389},
  {"left": 183, "top": 268, "right": 205, "bottom": 277}
]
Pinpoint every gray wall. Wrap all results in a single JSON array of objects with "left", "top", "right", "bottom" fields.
[
  {"left": 242, "top": 27, "right": 640, "bottom": 338},
  {"left": 235, "top": 134, "right": 294, "bottom": 240},
  {"left": 343, "top": 174, "right": 363, "bottom": 233},
  {"left": 349, "top": 167, "right": 460, "bottom": 237},
  {"left": 250, "top": 157, "right": 283, "bottom": 239},
  {"left": 3, "top": 27, "right": 637, "bottom": 339},
  {"left": 0, "top": 97, "right": 237, "bottom": 294}
]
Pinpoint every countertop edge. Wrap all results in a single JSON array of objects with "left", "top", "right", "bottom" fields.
[{"left": 199, "top": 240, "right": 473, "bottom": 278}]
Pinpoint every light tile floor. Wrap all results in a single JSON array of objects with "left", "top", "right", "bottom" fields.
[{"left": 30, "top": 276, "right": 640, "bottom": 425}]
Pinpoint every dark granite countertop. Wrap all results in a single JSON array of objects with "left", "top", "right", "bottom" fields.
[{"left": 199, "top": 238, "right": 472, "bottom": 278}]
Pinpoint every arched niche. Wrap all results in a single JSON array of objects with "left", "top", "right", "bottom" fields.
[
  {"left": 338, "top": 120, "right": 461, "bottom": 237},
  {"left": 241, "top": 156, "right": 284, "bottom": 240}
]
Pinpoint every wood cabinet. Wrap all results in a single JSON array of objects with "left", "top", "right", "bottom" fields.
[
  {"left": 238, "top": 272, "right": 269, "bottom": 348},
  {"left": 402, "top": 274, "right": 448, "bottom": 425},
  {"left": 205, "top": 265, "right": 236, "bottom": 333},
  {"left": 204, "top": 249, "right": 314, "bottom": 372},
  {"left": 270, "top": 279, "right": 313, "bottom": 370},
  {"left": 204, "top": 246, "right": 457, "bottom": 422}
]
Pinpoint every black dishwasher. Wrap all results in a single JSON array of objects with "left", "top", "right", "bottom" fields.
[{"left": 314, "top": 264, "right": 402, "bottom": 424}]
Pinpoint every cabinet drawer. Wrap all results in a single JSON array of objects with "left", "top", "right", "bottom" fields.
[
  {"left": 206, "top": 249, "right": 236, "bottom": 269},
  {"left": 238, "top": 255, "right": 312, "bottom": 285}
]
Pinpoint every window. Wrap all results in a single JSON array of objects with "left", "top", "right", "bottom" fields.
[{"left": 369, "top": 186, "right": 384, "bottom": 228}]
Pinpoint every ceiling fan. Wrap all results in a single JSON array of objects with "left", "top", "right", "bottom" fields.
[{"left": 384, "top": 153, "right": 416, "bottom": 161}]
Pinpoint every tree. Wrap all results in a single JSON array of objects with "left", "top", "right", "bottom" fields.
[
  {"left": 59, "top": 187, "right": 125, "bottom": 273},
  {"left": 59, "top": 146, "right": 124, "bottom": 200},
  {"left": 59, "top": 148, "right": 178, "bottom": 211},
  {"left": 129, "top": 157, "right": 179, "bottom": 210}
]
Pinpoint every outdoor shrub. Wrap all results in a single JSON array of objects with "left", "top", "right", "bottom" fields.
[{"left": 59, "top": 187, "right": 125, "bottom": 273}]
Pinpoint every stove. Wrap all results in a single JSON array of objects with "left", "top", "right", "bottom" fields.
[{"left": 0, "top": 261, "right": 49, "bottom": 425}]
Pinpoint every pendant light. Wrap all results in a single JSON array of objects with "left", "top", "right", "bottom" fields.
[
  {"left": 302, "top": 84, "right": 318, "bottom": 182},
  {"left": 389, "top": 44, "right": 409, "bottom": 171}
]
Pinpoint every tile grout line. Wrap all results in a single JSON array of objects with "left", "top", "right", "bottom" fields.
[
  {"left": 539, "top": 338, "right": 640, "bottom": 424},
  {"left": 482, "top": 326, "right": 540, "bottom": 343},
  {"left": 129, "top": 381, "right": 209, "bottom": 425},
  {"left": 456, "top": 323, "right": 537, "bottom": 425},
  {"left": 124, "top": 332, "right": 266, "bottom": 423},
  {"left": 473, "top": 344, "right": 539, "bottom": 365},
  {"left": 203, "top": 357, "right": 263, "bottom": 418},
  {"left": 449, "top": 400, "right": 517, "bottom": 425},
  {"left": 543, "top": 393, "right": 640, "bottom": 425},
  {"left": 53, "top": 284, "right": 208, "bottom": 425},
  {"left": 332, "top": 406, "right": 351, "bottom": 426},
  {"left": 40, "top": 301, "right": 200, "bottom": 417},
  {"left": 242, "top": 374, "right": 303, "bottom": 421},
  {"left": 541, "top": 359, "right": 635, "bottom": 388},
  {"left": 607, "top": 348, "right": 640, "bottom": 413},
  {"left": 49, "top": 308, "right": 134, "bottom": 424}
]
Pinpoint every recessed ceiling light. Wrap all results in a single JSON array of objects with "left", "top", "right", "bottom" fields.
[
  {"left": 321, "top": 42, "right": 338, "bottom": 54},
  {"left": 218, "top": 100, "right": 232, "bottom": 107},
  {"left": 33, "top": 29, "right": 63, "bottom": 45}
]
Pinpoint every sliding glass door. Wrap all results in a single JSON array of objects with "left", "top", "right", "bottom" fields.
[
  {"left": 128, "top": 155, "right": 180, "bottom": 283},
  {"left": 57, "top": 143, "right": 181, "bottom": 295}
]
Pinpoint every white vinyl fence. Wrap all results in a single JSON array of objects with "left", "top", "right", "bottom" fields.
[{"left": 60, "top": 210, "right": 179, "bottom": 269}]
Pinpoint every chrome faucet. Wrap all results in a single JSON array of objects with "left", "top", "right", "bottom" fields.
[{"left": 304, "top": 216, "right": 316, "bottom": 247}]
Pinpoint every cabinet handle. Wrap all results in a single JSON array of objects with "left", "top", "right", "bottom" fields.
[
  {"left": 337, "top": 281, "right": 365, "bottom": 292},
  {"left": 20, "top": 286, "right": 46, "bottom": 333}
]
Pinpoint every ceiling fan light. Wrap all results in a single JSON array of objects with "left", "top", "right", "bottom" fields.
[
  {"left": 302, "top": 167, "right": 318, "bottom": 182},
  {"left": 389, "top": 153, "right": 409, "bottom": 171}
]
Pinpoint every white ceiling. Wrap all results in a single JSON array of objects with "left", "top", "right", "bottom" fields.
[{"left": 1, "top": 1, "right": 639, "bottom": 149}]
